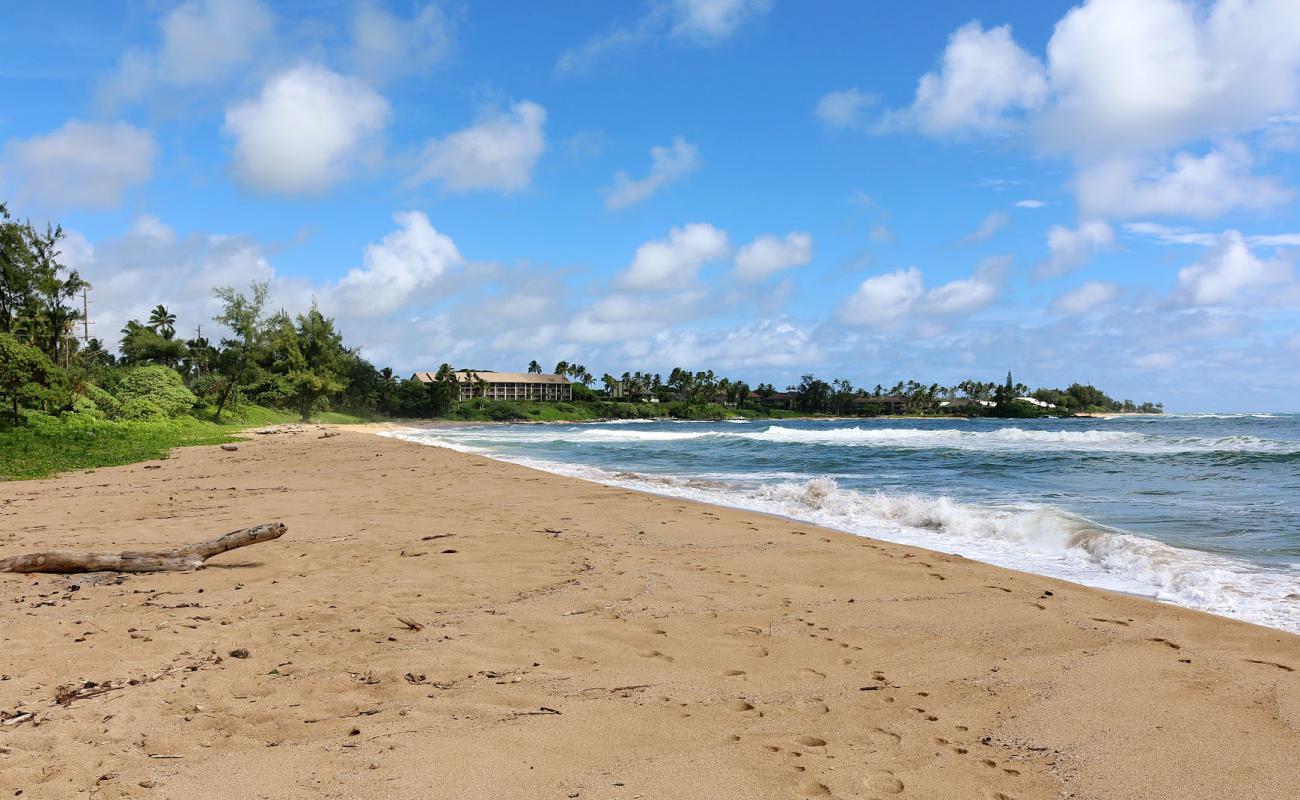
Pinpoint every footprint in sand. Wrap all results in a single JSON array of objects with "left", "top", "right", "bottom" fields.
[
  {"left": 1091, "top": 617, "right": 1130, "bottom": 626},
  {"left": 864, "top": 770, "right": 905, "bottom": 794},
  {"left": 796, "top": 735, "right": 828, "bottom": 748},
  {"left": 1148, "top": 638, "right": 1181, "bottom": 650},
  {"left": 729, "top": 700, "right": 756, "bottom": 712},
  {"left": 798, "top": 781, "right": 831, "bottom": 796},
  {"left": 724, "top": 669, "right": 747, "bottom": 677}
]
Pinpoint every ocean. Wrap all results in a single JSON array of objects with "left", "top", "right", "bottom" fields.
[{"left": 385, "top": 414, "right": 1300, "bottom": 634}]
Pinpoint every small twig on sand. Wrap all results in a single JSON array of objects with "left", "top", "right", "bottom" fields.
[
  {"left": 397, "top": 617, "right": 425, "bottom": 631},
  {"left": 510, "top": 707, "right": 562, "bottom": 717}
]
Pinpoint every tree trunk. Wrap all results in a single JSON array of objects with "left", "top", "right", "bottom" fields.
[
  {"left": 0, "top": 522, "right": 286, "bottom": 574},
  {"left": 213, "top": 347, "right": 248, "bottom": 424}
]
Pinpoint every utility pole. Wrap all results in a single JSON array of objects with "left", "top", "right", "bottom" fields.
[{"left": 81, "top": 287, "right": 92, "bottom": 343}]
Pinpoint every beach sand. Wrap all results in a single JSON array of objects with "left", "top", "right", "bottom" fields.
[{"left": 1, "top": 427, "right": 1297, "bottom": 799}]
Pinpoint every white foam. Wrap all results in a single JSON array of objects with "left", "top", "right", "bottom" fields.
[
  {"left": 384, "top": 428, "right": 1300, "bottom": 633},
  {"left": 384, "top": 423, "right": 1299, "bottom": 454}
]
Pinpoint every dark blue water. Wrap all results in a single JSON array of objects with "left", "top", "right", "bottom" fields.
[{"left": 390, "top": 414, "right": 1300, "bottom": 632}]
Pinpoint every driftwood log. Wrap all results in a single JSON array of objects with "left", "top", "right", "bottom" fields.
[{"left": 0, "top": 522, "right": 287, "bottom": 574}]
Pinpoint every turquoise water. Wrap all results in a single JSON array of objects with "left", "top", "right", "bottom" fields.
[{"left": 388, "top": 414, "right": 1300, "bottom": 633}]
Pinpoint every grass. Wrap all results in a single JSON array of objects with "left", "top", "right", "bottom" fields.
[{"left": 0, "top": 405, "right": 303, "bottom": 481}]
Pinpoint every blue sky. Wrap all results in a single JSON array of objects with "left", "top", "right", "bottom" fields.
[{"left": 3, "top": 0, "right": 1300, "bottom": 410}]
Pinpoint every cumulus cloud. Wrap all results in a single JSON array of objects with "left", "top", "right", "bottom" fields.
[
  {"left": 1050, "top": 280, "right": 1121, "bottom": 315},
  {"left": 605, "top": 136, "right": 700, "bottom": 209},
  {"left": 1043, "top": 0, "right": 1300, "bottom": 155},
  {"left": 1076, "top": 143, "right": 1292, "bottom": 219},
  {"left": 224, "top": 64, "right": 390, "bottom": 195},
  {"left": 839, "top": 267, "right": 925, "bottom": 327},
  {"left": 1036, "top": 221, "right": 1114, "bottom": 278},
  {"left": 894, "top": 21, "right": 1048, "bottom": 135},
  {"left": 99, "top": 0, "right": 275, "bottom": 107},
  {"left": 618, "top": 223, "right": 730, "bottom": 290},
  {"left": 416, "top": 101, "right": 546, "bottom": 193},
  {"left": 557, "top": 0, "right": 771, "bottom": 73},
  {"left": 350, "top": 1, "right": 454, "bottom": 82},
  {"left": 1015, "top": 199, "right": 1046, "bottom": 208},
  {"left": 2, "top": 120, "right": 157, "bottom": 209},
  {"left": 888, "top": 1, "right": 1300, "bottom": 222},
  {"left": 840, "top": 257, "right": 1007, "bottom": 328},
  {"left": 1173, "top": 230, "right": 1294, "bottom": 307},
  {"left": 816, "top": 88, "right": 875, "bottom": 131},
  {"left": 733, "top": 232, "right": 813, "bottom": 280},
  {"left": 331, "top": 212, "right": 462, "bottom": 317}
]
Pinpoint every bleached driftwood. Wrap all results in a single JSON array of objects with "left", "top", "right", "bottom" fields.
[{"left": 0, "top": 523, "right": 287, "bottom": 574}]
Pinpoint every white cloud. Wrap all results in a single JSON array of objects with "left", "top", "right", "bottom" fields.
[
  {"left": 1173, "top": 230, "right": 1293, "bottom": 307},
  {"left": 1037, "top": 221, "right": 1114, "bottom": 278},
  {"left": 99, "top": 0, "right": 275, "bottom": 107},
  {"left": 896, "top": 21, "right": 1048, "bottom": 135},
  {"left": 224, "top": 64, "right": 390, "bottom": 195},
  {"left": 1050, "top": 280, "right": 1121, "bottom": 315},
  {"left": 839, "top": 267, "right": 925, "bottom": 326},
  {"left": 2, "top": 120, "right": 157, "bottom": 209},
  {"left": 636, "top": 318, "right": 823, "bottom": 371},
  {"left": 605, "top": 136, "right": 700, "bottom": 209},
  {"left": 1076, "top": 142, "right": 1292, "bottom": 219},
  {"left": 618, "top": 223, "right": 730, "bottom": 290},
  {"left": 922, "top": 256, "right": 1006, "bottom": 315},
  {"left": 1015, "top": 199, "right": 1046, "bottom": 208},
  {"left": 1127, "top": 222, "right": 1300, "bottom": 247},
  {"left": 816, "top": 88, "right": 875, "bottom": 131},
  {"left": 733, "top": 232, "right": 813, "bottom": 280},
  {"left": 889, "top": 1, "right": 1300, "bottom": 224},
  {"left": 331, "top": 212, "right": 462, "bottom": 317},
  {"left": 962, "top": 210, "right": 1009, "bottom": 243},
  {"left": 416, "top": 101, "right": 546, "bottom": 193},
  {"left": 1043, "top": 0, "right": 1300, "bottom": 155},
  {"left": 556, "top": 0, "right": 771, "bottom": 73},
  {"left": 670, "top": 0, "right": 773, "bottom": 43},
  {"left": 350, "top": 1, "right": 454, "bottom": 82}
]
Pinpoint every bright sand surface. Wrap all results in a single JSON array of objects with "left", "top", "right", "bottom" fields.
[{"left": 1, "top": 426, "right": 1297, "bottom": 799}]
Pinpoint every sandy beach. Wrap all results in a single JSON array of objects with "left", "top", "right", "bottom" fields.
[{"left": 1, "top": 426, "right": 1297, "bottom": 799}]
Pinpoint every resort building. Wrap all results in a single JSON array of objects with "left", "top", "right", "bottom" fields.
[{"left": 411, "top": 370, "right": 573, "bottom": 402}]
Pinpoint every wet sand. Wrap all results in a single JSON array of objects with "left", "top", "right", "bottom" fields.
[{"left": 1, "top": 426, "right": 1297, "bottom": 799}]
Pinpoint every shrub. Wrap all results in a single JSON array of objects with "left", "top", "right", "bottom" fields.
[
  {"left": 115, "top": 366, "right": 196, "bottom": 417},
  {"left": 120, "top": 397, "right": 167, "bottom": 421},
  {"left": 71, "top": 395, "right": 104, "bottom": 418},
  {"left": 83, "top": 384, "right": 122, "bottom": 417}
]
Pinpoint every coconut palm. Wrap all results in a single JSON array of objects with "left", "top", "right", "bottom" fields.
[{"left": 147, "top": 304, "right": 176, "bottom": 339}]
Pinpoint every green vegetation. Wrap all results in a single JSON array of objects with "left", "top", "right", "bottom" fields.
[{"left": 0, "top": 406, "right": 295, "bottom": 480}]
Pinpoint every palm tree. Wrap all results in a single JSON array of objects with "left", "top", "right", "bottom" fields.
[
  {"left": 527, "top": 360, "right": 542, "bottom": 374},
  {"left": 148, "top": 304, "right": 176, "bottom": 339}
]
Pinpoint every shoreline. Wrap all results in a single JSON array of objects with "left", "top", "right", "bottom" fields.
[
  {"left": 378, "top": 423, "right": 1300, "bottom": 635},
  {"left": 1, "top": 428, "right": 1296, "bottom": 798}
]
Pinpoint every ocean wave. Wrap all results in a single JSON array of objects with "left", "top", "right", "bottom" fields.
[{"left": 386, "top": 424, "right": 1300, "bottom": 454}]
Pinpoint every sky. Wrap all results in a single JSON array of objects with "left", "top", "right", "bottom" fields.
[{"left": 3, "top": 0, "right": 1300, "bottom": 411}]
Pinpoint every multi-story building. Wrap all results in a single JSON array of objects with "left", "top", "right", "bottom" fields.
[{"left": 411, "top": 370, "right": 573, "bottom": 402}]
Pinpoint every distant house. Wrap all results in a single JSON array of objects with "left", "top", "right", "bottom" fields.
[
  {"left": 755, "top": 391, "right": 799, "bottom": 409},
  {"left": 856, "top": 395, "right": 911, "bottom": 415},
  {"left": 411, "top": 370, "right": 572, "bottom": 402}
]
